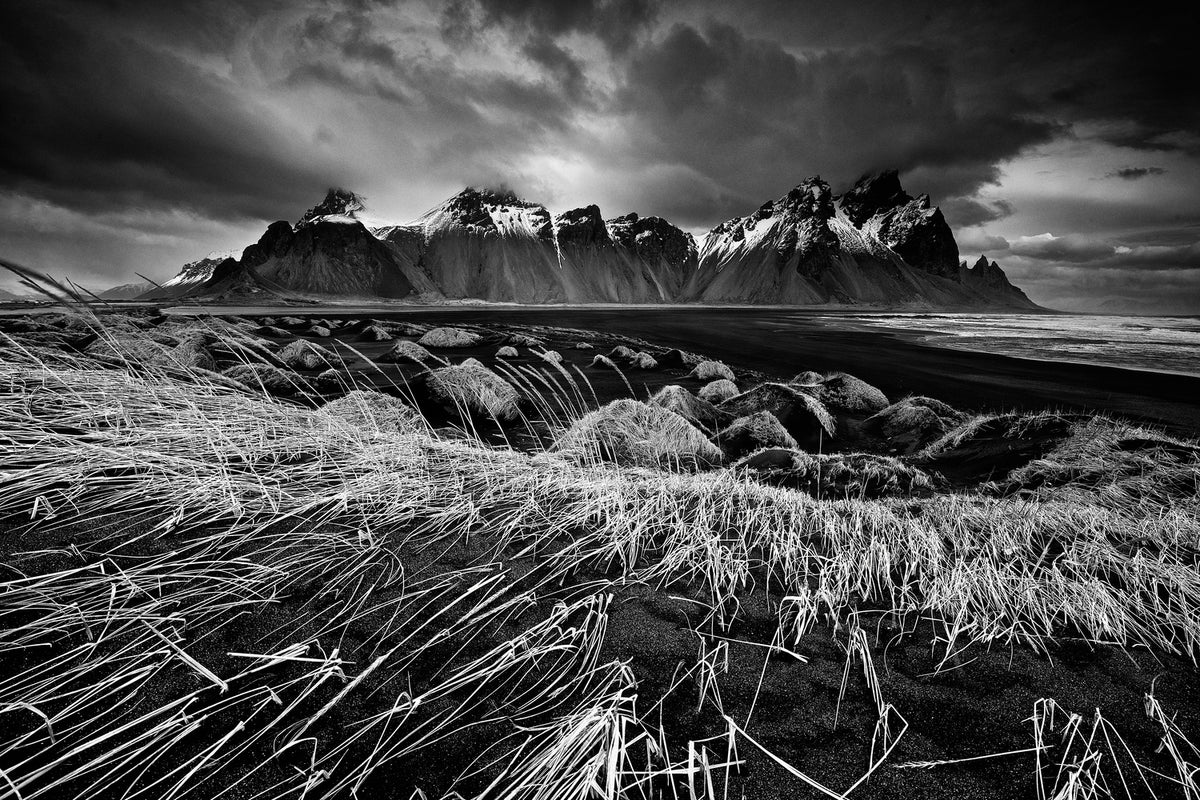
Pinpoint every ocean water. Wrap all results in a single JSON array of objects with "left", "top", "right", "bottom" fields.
[{"left": 820, "top": 313, "right": 1200, "bottom": 378}]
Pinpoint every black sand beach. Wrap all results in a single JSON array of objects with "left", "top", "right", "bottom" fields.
[
  {"left": 171, "top": 306, "right": 1200, "bottom": 436},
  {"left": 3, "top": 305, "right": 1199, "bottom": 799}
]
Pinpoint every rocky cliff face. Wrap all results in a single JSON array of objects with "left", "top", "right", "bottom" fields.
[
  {"left": 682, "top": 172, "right": 1033, "bottom": 307},
  {"left": 140, "top": 251, "right": 238, "bottom": 300},
  {"left": 554, "top": 205, "right": 608, "bottom": 247},
  {"left": 297, "top": 188, "right": 367, "bottom": 227},
  {"left": 960, "top": 255, "right": 1033, "bottom": 304},
  {"left": 201, "top": 215, "right": 433, "bottom": 300},
  {"left": 839, "top": 170, "right": 911, "bottom": 227},
  {"left": 150, "top": 174, "right": 1033, "bottom": 308},
  {"left": 171, "top": 187, "right": 701, "bottom": 304},
  {"left": 410, "top": 189, "right": 700, "bottom": 302},
  {"left": 606, "top": 212, "right": 698, "bottom": 269}
]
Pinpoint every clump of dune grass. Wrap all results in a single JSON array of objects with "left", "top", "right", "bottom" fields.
[
  {"left": 419, "top": 327, "right": 483, "bottom": 348},
  {"left": 85, "top": 334, "right": 169, "bottom": 363},
  {"left": 735, "top": 449, "right": 933, "bottom": 499},
  {"left": 1, "top": 286, "right": 1198, "bottom": 799},
  {"left": 698, "top": 378, "right": 739, "bottom": 404},
  {"left": 870, "top": 401, "right": 945, "bottom": 441},
  {"left": 318, "top": 389, "right": 423, "bottom": 434},
  {"left": 221, "top": 362, "right": 302, "bottom": 395},
  {"left": 424, "top": 362, "right": 522, "bottom": 421},
  {"left": 1003, "top": 415, "right": 1200, "bottom": 509},
  {"left": 314, "top": 366, "right": 346, "bottom": 389},
  {"left": 689, "top": 360, "right": 735, "bottom": 382},
  {"left": 657, "top": 348, "right": 703, "bottom": 368},
  {"left": 377, "top": 339, "right": 439, "bottom": 364},
  {"left": 918, "top": 410, "right": 1076, "bottom": 463},
  {"left": 86, "top": 333, "right": 217, "bottom": 373},
  {"left": 554, "top": 398, "right": 722, "bottom": 470},
  {"left": 603, "top": 346, "right": 656, "bottom": 370},
  {"left": 899, "top": 394, "right": 961, "bottom": 419},
  {"left": 507, "top": 332, "right": 545, "bottom": 347},
  {"left": 171, "top": 339, "right": 217, "bottom": 371},
  {"left": 590, "top": 354, "right": 619, "bottom": 371},
  {"left": 629, "top": 351, "right": 657, "bottom": 369},
  {"left": 357, "top": 324, "right": 393, "bottom": 341},
  {"left": 278, "top": 338, "right": 335, "bottom": 370},
  {"left": 809, "top": 372, "right": 889, "bottom": 414},
  {"left": 649, "top": 384, "right": 729, "bottom": 431},
  {"left": 496, "top": 345, "right": 519, "bottom": 358},
  {"left": 790, "top": 370, "right": 823, "bottom": 385},
  {"left": 865, "top": 395, "right": 963, "bottom": 452},
  {"left": 538, "top": 349, "right": 564, "bottom": 364},
  {"left": 607, "top": 345, "right": 639, "bottom": 362},
  {"left": 716, "top": 411, "right": 798, "bottom": 458},
  {"left": 721, "top": 382, "right": 835, "bottom": 445}
]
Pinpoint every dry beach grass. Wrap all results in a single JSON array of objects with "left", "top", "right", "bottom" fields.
[{"left": 0, "top": 297, "right": 1198, "bottom": 799}]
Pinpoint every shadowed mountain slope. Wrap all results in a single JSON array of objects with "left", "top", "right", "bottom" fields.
[{"left": 146, "top": 174, "right": 1032, "bottom": 308}]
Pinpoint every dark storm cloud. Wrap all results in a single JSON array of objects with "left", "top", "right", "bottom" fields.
[
  {"left": 442, "top": 0, "right": 659, "bottom": 52},
  {"left": 1008, "top": 234, "right": 1200, "bottom": 271},
  {"left": 521, "top": 34, "right": 589, "bottom": 100},
  {"left": 1034, "top": 2, "right": 1199, "bottom": 155},
  {"left": 725, "top": 1, "right": 1200, "bottom": 155},
  {"left": 941, "top": 197, "right": 1015, "bottom": 229},
  {"left": 0, "top": 0, "right": 593, "bottom": 231},
  {"left": 0, "top": 0, "right": 1197, "bottom": 307},
  {"left": 0, "top": 2, "right": 337, "bottom": 221},
  {"left": 300, "top": 7, "right": 401, "bottom": 69},
  {"left": 613, "top": 20, "right": 1058, "bottom": 225},
  {"left": 1107, "top": 167, "right": 1167, "bottom": 181},
  {"left": 2, "top": 0, "right": 1190, "bottom": 230},
  {"left": 289, "top": 3, "right": 597, "bottom": 140},
  {"left": 287, "top": 24, "right": 574, "bottom": 126}
]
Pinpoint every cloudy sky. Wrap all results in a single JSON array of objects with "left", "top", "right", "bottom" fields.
[{"left": 1, "top": 0, "right": 1197, "bottom": 311}]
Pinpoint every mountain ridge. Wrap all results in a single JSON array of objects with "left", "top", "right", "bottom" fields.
[{"left": 137, "top": 173, "right": 1035, "bottom": 309}]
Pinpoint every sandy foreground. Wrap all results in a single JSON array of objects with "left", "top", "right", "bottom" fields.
[{"left": 1, "top": 306, "right": 1197, "bottom": 799}]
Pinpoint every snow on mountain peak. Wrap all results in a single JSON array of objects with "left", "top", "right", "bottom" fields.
[
  {"left": 419, "top": 186, "right": 554, "bottom": 240},
  {"left": 297, "top": 188, "right": 368, "bottom": 227}
]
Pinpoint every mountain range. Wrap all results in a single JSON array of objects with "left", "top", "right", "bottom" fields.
[{"left": 135, "top": 172, "right": 1034, "bottom": 308}]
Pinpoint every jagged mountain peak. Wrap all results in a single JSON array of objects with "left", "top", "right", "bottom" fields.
[
  {"left": 157, "top": 250, "right": 238, "bottom": 291},
  {"left": 606, "top": 212, "right": 698, "bottom": 269},
  {"left": 839, "top": 170, "right": 912, "bottom": 227},
  {"left": 771, "top": 177, "right": 836, "bottom": 220},
  {"left": 704, "top": 177, "right": 840, "bottom": 267},
  {"left": 555, "top": 205, "right": 609, "bottom": 247},
  {"left": 681, "top": 172, "right": 1032, "bottom": 307},
  {"left": 454, "top": 185, "right": 539, "bottom": 208},
  {"left": 826, "top": 171, "right": 961, "bottom": 277},
  {"left": 421, "top": 186, "right": 553, "bottom": 239},
  {"left": 148, "top": 168, "right": 1033, "bottom": 308},
  {"left": 709, "top": 177, "right": 836, "bottom": 237},
  {"left": 297, "top": 188, "right": 368, "bottom": 227}
]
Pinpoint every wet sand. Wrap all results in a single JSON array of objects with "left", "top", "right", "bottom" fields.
[{"left": 277, "top": 306, "right": 1200, "bottom": 436}]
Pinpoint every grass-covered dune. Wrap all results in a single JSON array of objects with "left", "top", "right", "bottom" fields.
[{"left": 0, "top": 303, "right": 1198, "bottom": 799}]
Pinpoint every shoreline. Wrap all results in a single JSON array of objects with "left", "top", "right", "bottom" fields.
[
  {"left": 324, "top": 306, "right": 1200, "bottom": 437},
  {"left": 4, "top": 302, "right": 1197, "bottom": 434}
]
